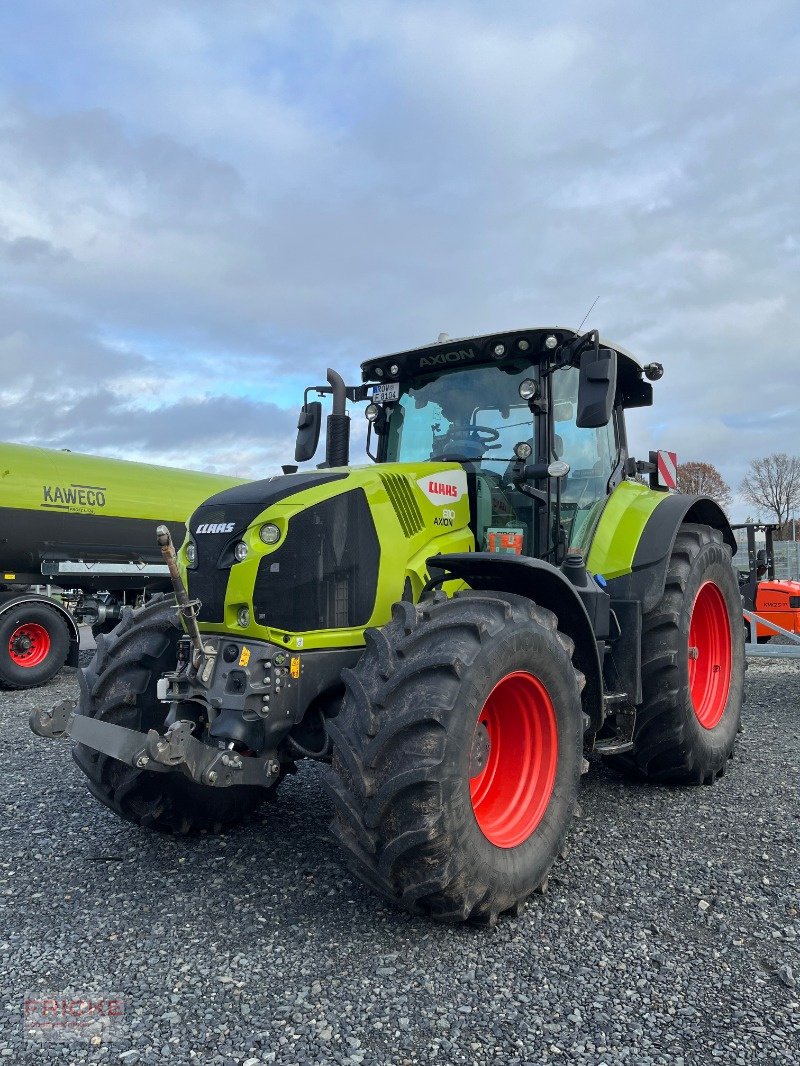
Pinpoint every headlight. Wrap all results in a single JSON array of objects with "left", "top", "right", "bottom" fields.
[
  {"left": 234, "top": 541, "right": 248, "bottom": 562},
  {"left": 365, "top": 403, "right": 380, "bottom": 422},
  {"left": 544, "top": 334, "right": 558, "bottom": 349},
  {"left": 185, "top": 541, "right": 197, "bottom": 566},
  {"left": 514, "top": 441, "right": 532, "bottom": 460},
  {"left": 237, "top": 607, "right": 250, "bottom": 628},
  {"left": 518, "top": 378, "right": 538, "bottom": 400},
  {"left": 259, "top": 522, "right": 281, "bottom": 545}
]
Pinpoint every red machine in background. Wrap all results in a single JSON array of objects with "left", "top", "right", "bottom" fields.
[{"left": 734, "top": 523, "right": 800, "bottom": 642}]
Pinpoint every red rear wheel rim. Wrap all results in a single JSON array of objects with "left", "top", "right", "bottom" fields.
[
  {"left": 8, "top": 623, "right": 52, "bottom": 668},
  {"left": 688, "top": 581, "right": 732, "bottom": 729},
  {"left": 469, "top": 671, "right": 559, "bottom": 849}
]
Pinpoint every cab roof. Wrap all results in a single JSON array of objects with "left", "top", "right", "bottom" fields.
[{"left": 360, "top": 326, "right": 651, "bottom": 409}]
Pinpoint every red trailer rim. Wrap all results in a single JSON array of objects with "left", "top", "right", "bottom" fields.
[
  {"left": 8, "top": 623, "right": 52, "bottom": 668},
  {"left": 688, "top": 581, "right": 732, "bottom": 729},
  {"left": 469, "top": 671, "right": 559, "bottom": 849}
]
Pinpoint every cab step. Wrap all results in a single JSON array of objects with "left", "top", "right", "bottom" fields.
[
  {"left": 593, "top": 736, "right": 634, "bottom": 756},
  {"left": 594, "top": 698, "right": 636, "bottom": 756}
]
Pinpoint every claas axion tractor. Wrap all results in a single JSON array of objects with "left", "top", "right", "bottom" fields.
[{"left": 32, "top": 327, "right": 744, "bottom": 923}]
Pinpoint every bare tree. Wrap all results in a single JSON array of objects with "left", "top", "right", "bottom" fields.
[
  {"left": 740, "top": 453, "right": 800, "bottom": 533},
  {"left": 676, "top": 460, "right": 732, "bottom": 510}
]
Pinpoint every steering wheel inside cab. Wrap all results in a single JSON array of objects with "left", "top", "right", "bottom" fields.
[{"left": 431, "top": 425, "right": 501, "bottom": 461}]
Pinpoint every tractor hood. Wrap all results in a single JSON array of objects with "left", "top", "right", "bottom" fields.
[{"left": 182, "top": 463, "right": 475, "bottom": 650}]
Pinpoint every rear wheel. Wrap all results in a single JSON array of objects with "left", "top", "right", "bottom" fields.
[
  {"left": 327, "top": 591, "right": 585, "bottom": 923},
  {"left": 605, "top": 524, "right": 743, "bottom": 784},
  {"left": 0, "top": 602, "right": 70, "bottom": 689},
  {"left": 73, "top": 595, "right": 266, "bottom": 833}
]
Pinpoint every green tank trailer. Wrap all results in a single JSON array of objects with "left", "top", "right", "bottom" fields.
[{"left": 0, "top": 442, "right": 244, "bottom": 688}]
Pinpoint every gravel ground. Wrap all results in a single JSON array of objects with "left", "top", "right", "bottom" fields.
[{"left": 0, "top": 655, "right": 798, "bottom": 1064}]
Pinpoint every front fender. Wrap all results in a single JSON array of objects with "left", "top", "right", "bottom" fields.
[{"left": 427, "top": 553, "right": 604, "bottom": 729}]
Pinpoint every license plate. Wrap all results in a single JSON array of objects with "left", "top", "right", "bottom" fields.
[{"left": 369, "top": 382, "right": 400, "bottom": 403}]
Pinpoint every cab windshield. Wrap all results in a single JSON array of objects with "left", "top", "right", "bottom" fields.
[{"left": 384, "top": 364, "right": 539, "bottom": 477}]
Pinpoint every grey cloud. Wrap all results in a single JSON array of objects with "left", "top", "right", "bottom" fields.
[
  {"left": 0, "top": 234, "right": 71, "bottom": 264},
  {"left": 3, "top": 383, "right": 294, "bottom": 457}
]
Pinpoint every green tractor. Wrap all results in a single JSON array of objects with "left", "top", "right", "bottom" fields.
[{"left": 32, "top": 327, "right": 744, "bottom": 923}]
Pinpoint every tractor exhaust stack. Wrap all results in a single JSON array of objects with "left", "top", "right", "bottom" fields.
[{"left": 325, "top": 368, "right": 350, "bottom": 467}]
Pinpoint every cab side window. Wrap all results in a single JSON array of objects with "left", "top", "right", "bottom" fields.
[{"left": 552, "top": 366, "right": 618, "bottom": 547}]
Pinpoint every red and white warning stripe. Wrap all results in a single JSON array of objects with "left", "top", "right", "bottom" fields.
[{"left": 657, "top": 449, "right": 678, "bottom": 490}]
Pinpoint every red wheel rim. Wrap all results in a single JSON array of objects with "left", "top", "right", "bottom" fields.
[
  {"left": 8, "top": 623, "right": 52, "bottom": 668},
  {"left": 688, "top": 581, "right": 732, "bottom": 729},
  {"left": 469, "top": 671, "right": 559, "bottom": 849}
]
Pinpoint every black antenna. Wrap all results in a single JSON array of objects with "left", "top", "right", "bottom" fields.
[{"left": 576, "top": 296, "right": 599, "bottom": 334}]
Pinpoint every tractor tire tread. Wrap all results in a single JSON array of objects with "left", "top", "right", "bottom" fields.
[{"left": 327, "top": 590, "right": 583, "bottom": 923}]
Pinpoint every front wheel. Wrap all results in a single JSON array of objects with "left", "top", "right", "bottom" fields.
[
  {"left": 73, "top": 595, "right": 266, "bottom": 833},
  {"left": 327, "top": 591, "right": 585, "bottom": 923},
  {"left": 605, "top": 523, "right": 744, "bottom": 784}
]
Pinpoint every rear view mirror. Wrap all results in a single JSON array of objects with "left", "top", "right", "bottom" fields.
[
  {"left": 576, "top": 347, "right": 617, "bottom": 428},
  {"left": 295, "top": 401, "right": 322, "bottom": 463}
]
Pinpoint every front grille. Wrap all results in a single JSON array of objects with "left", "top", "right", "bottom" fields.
[
  {"left": 187, "top": 501, "right": 264, "bottom": 622},
  {"left": 253, "top": 489, "right": 380, "bottom": 632},
  {"left": 379, "top": 473, "right": 424, "bottom": 537}
]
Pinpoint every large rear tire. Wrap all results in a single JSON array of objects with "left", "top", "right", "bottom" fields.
[
  {"left": 0, "top": 602, "right": 70, "bottom": 690},
  {"left": 326, "top": 591, "right": 585, "bottom": 923},
  {"left": 605, "top": 523, "right": 744, "bottom": 784},
  {"left": 73, "top": 595, "right": 266, "bottom": 833}
]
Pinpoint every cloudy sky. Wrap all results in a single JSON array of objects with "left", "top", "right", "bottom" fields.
[{"left": 0, "top": 1, "right": 797, "bottom": 517}]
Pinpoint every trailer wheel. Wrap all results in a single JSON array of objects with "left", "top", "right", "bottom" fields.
[
  {"left": 605, "top": 524, "right": 744, "bottom": 784},
  {"left": 0, "top": 603, "right": 70, "bottom": 689},
  {"left": 73, "top": 595, "right": 267, "bottom": 833},
  {"left": 327, "top": 591, "right": 584, "bottom": 923}
]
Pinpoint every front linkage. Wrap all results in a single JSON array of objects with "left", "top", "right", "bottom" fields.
[
  {"left": 30, "top": 698, "right": 280, "bottom": 789},
  {"left": 30, "top": 525, "right": 285, "bottom": 792}
]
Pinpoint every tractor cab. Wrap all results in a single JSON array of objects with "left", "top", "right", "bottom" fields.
[{"left": 298, "top": 327, "right": 659, "bottom": 565}]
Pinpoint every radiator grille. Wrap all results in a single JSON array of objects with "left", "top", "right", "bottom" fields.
[
  {"left": 187, "top": 502, "right": 263, "bottom": 622},
  {"left": 253, "top": 489, "right": 380, "bottom": 632},
  {"left": 379, "top": 473, "right": 424, "bottom": 538}
]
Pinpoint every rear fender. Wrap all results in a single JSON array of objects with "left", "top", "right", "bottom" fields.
[
  {"left": 0, "top": 592, "right": 81, "bottom": 667},
  {"left": 426, "top": 553, "right": 604, "bottom": 729},
  {"left": 600, "top": 493, "right": 735, "bottom": 613}
]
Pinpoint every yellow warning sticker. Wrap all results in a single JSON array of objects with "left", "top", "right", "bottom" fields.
[
  {"left": 3, "top": 574, "right": 15, "bottom": 581},
  {"left": 239, "top": 647, "right": 251, "bottom": 667},
  {"left": 290, "top": 656, "right": 301, "bottom": 678}
]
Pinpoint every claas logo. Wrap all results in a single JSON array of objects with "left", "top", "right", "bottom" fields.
[
  {"left": 428, "top": 481, "right": 459, "bottom": 498},
  {"left": 195, "top": 522, "right": 235, "bottom": 534}
]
